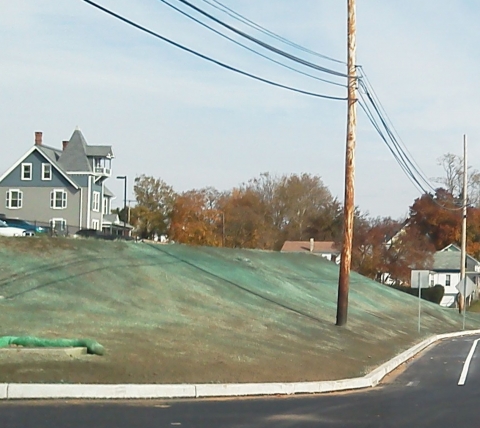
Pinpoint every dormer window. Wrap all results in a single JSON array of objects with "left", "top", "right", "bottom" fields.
[{"left": 21, "top": 163, "right": 32, "bottom": 180}]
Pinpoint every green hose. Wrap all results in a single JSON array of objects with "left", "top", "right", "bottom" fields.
[{"left": 0, "top": 336, "right": 104, "bottom": 356}]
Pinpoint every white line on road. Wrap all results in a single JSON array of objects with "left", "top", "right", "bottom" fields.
[{"left": 458, "top": 338, "right": 480, "bottom": 386}]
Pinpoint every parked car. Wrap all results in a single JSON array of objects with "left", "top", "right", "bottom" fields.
[
  {"left": 0, "top": 220, "right": 35, "bottom": 237},
  {"left": 73, "top": 229, "right": 116, "bottom": 240},
  {"left": 73, "top": 229, "right": 134, "bottom": 241},
  {"left": 1, "top": 218, "right": 48, "bottom": 234}
]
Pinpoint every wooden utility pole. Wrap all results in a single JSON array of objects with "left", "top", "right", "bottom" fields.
[
  {"left": 460, "top": 135, "right": 468, "bottom": 315},
  {"left": 336, "top": 0, "right": 357, "bottom": 326}
]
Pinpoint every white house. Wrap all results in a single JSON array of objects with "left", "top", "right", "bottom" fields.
[{"left": 412, "top": 244, "right": 480, "bottom": 307}]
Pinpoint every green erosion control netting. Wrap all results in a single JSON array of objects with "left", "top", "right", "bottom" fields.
[
  {"left": 0, "top": 336, "right": 104, "bottom": 355},
  {"left": 0, "top": 236, "right": 478, "bottom": 384}
]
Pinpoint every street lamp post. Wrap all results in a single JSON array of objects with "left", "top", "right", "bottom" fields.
[
  {"left": 116, "top": 175, "right": 127, "bottom": 236},
  {"left": 221, "top": 212, "right": 225, "bottom": 247}
]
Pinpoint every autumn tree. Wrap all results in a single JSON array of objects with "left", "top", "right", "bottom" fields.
[
  {"left": 220, "top": 188, "right": 266, "bottom": 249},
  {"left": 130, "top": 175, "right": 176, "bottom": 239},
  {"left": 305, "top": 198, "right": 343, "bottom": 242},
  {"left": 242, "top": 172, "right": 335, "bottom": 249},
  {"left": 348, "top": 213, "right": 387, "bottom": 279},
  {"left": 274, "top": 173, "right": 334, "bottom": 243},
  {"left": 381, "top": 223, "right": 435, "bottom": 284},
  {"left": 409, "top": 189, "right": 462, "bottom": 251},
  {"left": 345, "top": 215, "right": 434, "bottom": 284},
  {"left": 169, "top": 189, "right": 223, "bottom": 246}
]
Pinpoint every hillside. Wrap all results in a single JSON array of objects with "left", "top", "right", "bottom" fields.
[{"left": 0, "top": 237, "right": 476, "bottom": 384}]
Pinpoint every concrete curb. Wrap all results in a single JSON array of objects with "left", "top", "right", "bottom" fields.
[
  {"left": 3, "top": 329, "right": 480, "bottom": 400},
  {"left": 0, "top": 347, "right": 87, "bottom": 358}
]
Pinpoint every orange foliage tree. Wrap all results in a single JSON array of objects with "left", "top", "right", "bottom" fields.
[{"left": 169, "top": 189, "right": 223, "bottom": 246}]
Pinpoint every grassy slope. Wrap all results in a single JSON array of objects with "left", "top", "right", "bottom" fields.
[{"left": 0, "top": 236, "right": 477, "bottom": 384}]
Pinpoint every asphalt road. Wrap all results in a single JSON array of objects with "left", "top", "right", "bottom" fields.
[{"left": 1, "top": 335, "right": 479, "bottom": 428}]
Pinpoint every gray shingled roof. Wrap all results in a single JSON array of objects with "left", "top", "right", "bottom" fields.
[
  {"left": 55, "top": 129, "right": 114, "bottom": 173},
  {"left": 34, "top": 145, "right": 81, "bottom": 189},
  {"left": 103, "top": 186, "right": 115, "bottom": 198},
  {"left": 36, "top": 145, "right": 62, "bottom": 164},
  {"left": 86, "top": 146, "right": 114, "bottom": 158},
  {"left": 432, "top": 251, "right": 479, "bottom": 271},
  {"left": 58, "top": 130, "right": 92, "bottom": 172}
]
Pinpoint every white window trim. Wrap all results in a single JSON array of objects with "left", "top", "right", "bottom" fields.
[
  {"left": 91, "top": 219, "right": 100, "bottom": 230},
  {"left": 21, "top": 163, "right": 32, "bottom": 181},
  {"left": 50, "top": 189, "right": 67, "bottom": 210},
  {"left": 42, "top": 163, "right": 52, "bottom": 181},
  {"left": 102, "top": 197, "right": 110, "bottom": 215},
  {"left": 92, "top": 191, "right": 100, "bottom": 212},
  {"left": 6, "top": 189, "right": 23, "bottom": 209},
  {"left": 50, "top": 218, "right": 67, "bottom": 231}
]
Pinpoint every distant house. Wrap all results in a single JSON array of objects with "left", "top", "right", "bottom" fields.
[
  {"left": 0, "top": 129, "right": 126, "bottom": 235},
  {"left": 281, "top": 239, "right": 340, "bottom": 264},
  {"left": 102, "top": 213, "right": 134, "bottom": 236},
  {"left": 412, "top": 244, "right": 480, "bottom": 307}
]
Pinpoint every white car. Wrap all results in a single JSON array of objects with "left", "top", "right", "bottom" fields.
[{"left": 0, "top": 219, "right": 34, "bottom": 237}]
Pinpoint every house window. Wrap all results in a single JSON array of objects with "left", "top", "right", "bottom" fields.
[
  {"left": 50, "top": 218, "right": 67, "bottom": 233},
  {"left": 50, "top": 189, "right": 67, "bottom": 209},
  {"left": 91, "top": 219, "right": 100, "bottom": 230},
  {"left": 446, "top": 275, "right": 451, "bottom": 286},
  {"left": 92, "top": 191, "right": 100, "bottom": 212},
  {"left": 6, "top": 190, "right": 23, "bottom": 209},
  {"left": 42, "top": 163, "right": 52, "bottom": 180},
  {"left": 102, "top": 197, "right": 110, "bottom": 215},
  {"left": 21, "top": 163, "right": 32, "bottom": 180}
]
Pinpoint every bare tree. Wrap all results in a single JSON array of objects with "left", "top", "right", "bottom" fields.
[{"left": 433, "top": 153, "right": 480, "bottom": 207}]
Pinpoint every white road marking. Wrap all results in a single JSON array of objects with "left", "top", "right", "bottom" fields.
[{"left": 458, "top": 338, "right": 480, "bottom": 386}]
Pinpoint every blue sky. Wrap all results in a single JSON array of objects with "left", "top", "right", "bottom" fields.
[{"left": 1, "top": 1, "right": 479, "bottom": 218}]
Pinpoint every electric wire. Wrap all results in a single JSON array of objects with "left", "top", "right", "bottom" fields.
[
  {"left": 358, "top": 66, "right": 435, "bottom": 192},
  {"left": 173, "top": 0, "right": 348, "bottom": 78},
  {"left": 82, "top": 0, "right": 347, "bottom": 101},
  {"left": 358, "top": 70, "right": 464, "bottom": 212},
  {"left": 358, "top": 96, "right": 429, "bottom": 196},
  {"left": 359, "top": 81, "right": 435, "bottom": 193},
  {"left": 158, "top": 0, "right": 347, "bottom": 88},
  {"left": 200, "top": 0, "right": 346, "bottom": 65}
]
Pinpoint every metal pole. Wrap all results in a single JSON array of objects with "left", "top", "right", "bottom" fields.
[
  {"left": 336, "top": 0, "right": 357, "bottom": 326},
  {"left": 123, "top": 176, "right": 127, "bottom": 236},
  {"left": 418, "top": 272, "right": 421, "bottom": 333},
  {"left": 116, "top": 175, "right": 127, "bottom": 237},
  {"left": 222, "top": 212, "right": 225, "bottom": 248},
  {"left": 461, "top": 135, "right": 467, "bottom": 328}
]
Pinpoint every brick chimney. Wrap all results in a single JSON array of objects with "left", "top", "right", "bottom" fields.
[
  {"left": 34, "top": 131, "right": 43, "bottom": 146},
  {"left": 62, "top": 140, "right": 69, "bottom": 151}
]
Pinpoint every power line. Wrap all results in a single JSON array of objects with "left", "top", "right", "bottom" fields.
[
  {"left": 358, "top": 98, "right": 429, "bottom": 195},
  {"left": 82, "top": 0, "right": 347, "bottom": 101},
  {"left": 356, "top": 69, "right": 434, "bottom": 193},
  {"left": 358, "top": 67, "right": 435, "bottom": 192},
  {"left": 158, "top": 0, "right": 347, "bottom": 88},
  {"left": 359, "top": 82, "right": 434, "bottom": 193},
  {"left": 357, "top": 69, "right": 464, "bottom": 212},
  {"left": 200, "top": 0, "right": 346, "bottom": 65},
  {"left": 173, "top": 0, "right": 348, "bottom": 78}
]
